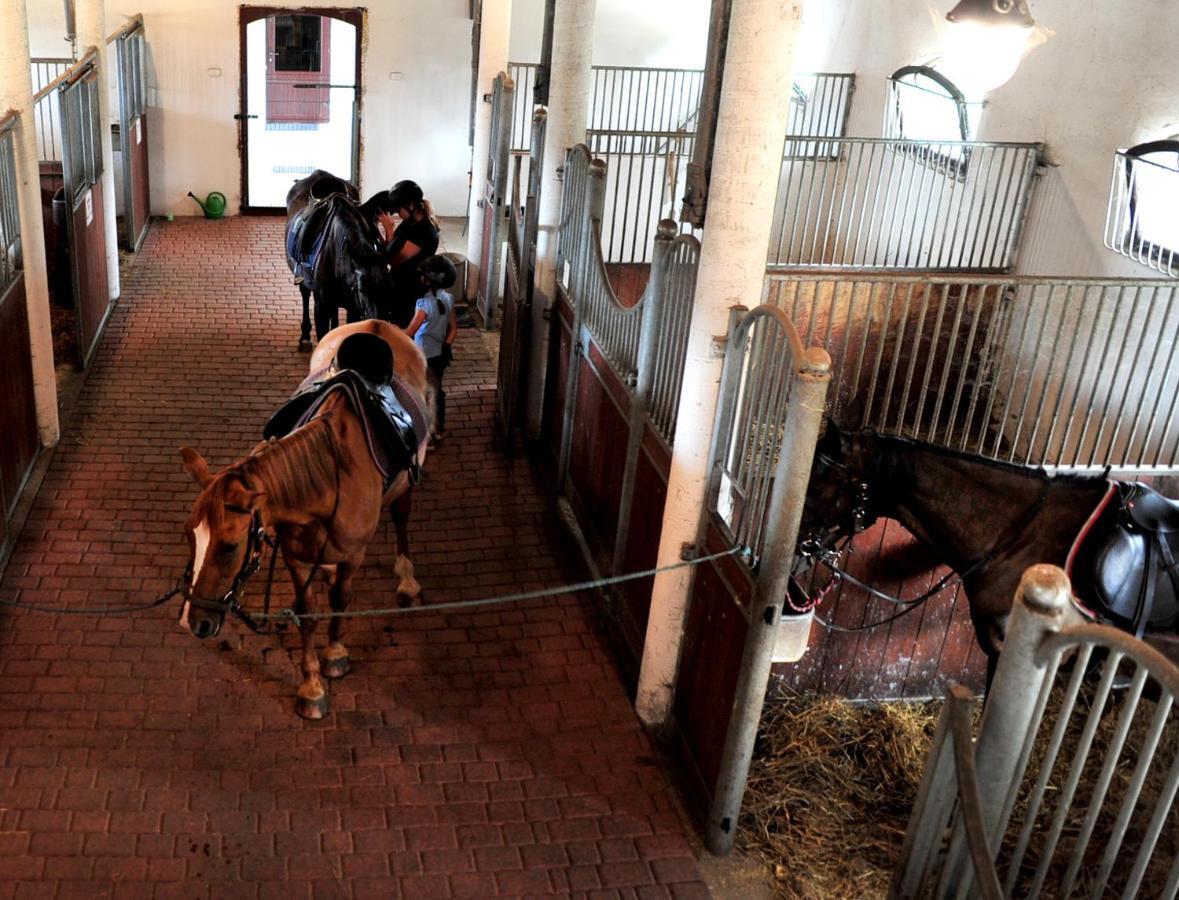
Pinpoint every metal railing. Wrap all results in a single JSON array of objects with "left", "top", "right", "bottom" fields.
[
  {"left": 0, "top": 115, "right": 21, "bottom": 296},
  {"left": 892, "top": 564, "right": 1179, "bottom": 900},
  {"left": 1105, "top": 148, "right": 1178, "bottom": 278},
  {"left": 767, "top": 137, "right": 1041, "bottom": 271},
  {"left": 765, "top": 272, "right": 1179, "bottom": 474},
  {"left": 783, "top": 73, "right": 856, "bottom": 159},
  {"left": 31, "top": 57, "right": 74, "bottom": 162},
  {"left": 647, "top": 233, "right": 700, "bottom": 442}
]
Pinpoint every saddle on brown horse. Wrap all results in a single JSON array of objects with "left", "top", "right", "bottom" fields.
[
  {"left": 263, "top": 333, "right": 427, "bottom": 488},
  {"left": 1069, "top": 482, "right": 1179, "bottom": 636}
]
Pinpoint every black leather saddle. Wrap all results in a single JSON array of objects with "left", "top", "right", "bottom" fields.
[
  {"left": 263, "top": 334, "right": 423, "bottom": 489},
  {"left": 285, "top": 178, "right": 355, "bottom": 283},
  {"left": 1075, "top": 482, "right": 1179, "bottom": 636}
]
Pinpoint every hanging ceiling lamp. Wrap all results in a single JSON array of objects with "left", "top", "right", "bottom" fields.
[{"left": 942, "top": 0, "right": 1036, "bottom": 94}]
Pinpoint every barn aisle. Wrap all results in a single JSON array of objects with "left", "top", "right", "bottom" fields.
[{"left": 0, "top": 217, "right": 709, "bottom": 899}]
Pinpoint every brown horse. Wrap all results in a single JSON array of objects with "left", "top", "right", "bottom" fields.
[
  {"left": 797, "top": 424, "right": 1121, "bottom": 684},
  {"left": 178, "top": 320, "right": 429, "bottom": 719}
]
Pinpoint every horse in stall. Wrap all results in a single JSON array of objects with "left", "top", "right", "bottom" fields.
[
  {"left": 794, "top": 422, "right": 1179, "bottom": 685},
  {"left": 284, "top": 170, "right": 395, "bottom": 351},
  {"left": 177, "top": 320, "right": 430, "bottom": 719}
]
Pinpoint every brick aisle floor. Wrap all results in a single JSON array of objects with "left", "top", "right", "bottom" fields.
[{"left": 0, "top": 218, "right": 710, "bottom": 900}]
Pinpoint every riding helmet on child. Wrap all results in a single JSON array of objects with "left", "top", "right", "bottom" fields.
[
  {"left": 387, "top": 180, "right": 424, "bottom": 212},
  {"left": 418, "top": 255, "right": 457, "bottom": 290}
]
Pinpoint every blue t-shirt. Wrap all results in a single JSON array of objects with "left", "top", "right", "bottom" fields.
[{"left": 414, "top": 289, "right": 454, "bottom": 359}]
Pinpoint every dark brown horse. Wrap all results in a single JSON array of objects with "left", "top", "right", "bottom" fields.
[
  {"left": 797, "top": 424, "right": 1179, "bottom": 682},
  {"left": 284, "top": 171, "right": 395, "bottom": 350},
  {"left": 178, "top": 321, "right": 429, "bottom": 719}
]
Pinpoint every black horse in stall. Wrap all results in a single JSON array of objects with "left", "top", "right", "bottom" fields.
[{"left": 284, "top": 170, "right": 395, "bottom": 350}]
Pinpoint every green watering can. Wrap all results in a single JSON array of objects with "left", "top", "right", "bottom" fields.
[{"left": 188, "top": 190, "right": 227, "bottom": 219}]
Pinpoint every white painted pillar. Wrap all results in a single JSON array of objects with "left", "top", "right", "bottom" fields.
[
  {"left": 635, "top": 0, "right": 805, "bottom": 728},
  {"left": 534, "top": 0, "right": 596, "bottom": 300},
  {"left": 0, "top": 0, "right": 61, "bottom": 447},
  {"left": 524, "top": 0, "right": 596, "bottom": 436},
  {"left": 75, "top": 0, "right": 120, "bottom": 302},
  {"left": 465, "top": 0, "right": 513, "bottom": 298}
]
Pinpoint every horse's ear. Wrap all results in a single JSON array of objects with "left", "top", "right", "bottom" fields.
[{"left": 180, "top": 447, "right": 213, "bottom": 487}]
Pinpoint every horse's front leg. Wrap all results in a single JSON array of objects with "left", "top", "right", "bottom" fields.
[
  {"left": 392, "top": 490, "right": 422, "bottom": 607},
  {"left": 298, "top": 283, "right": 313, "bottom": 352},
  {"left": 323, "top": 555, "right": 362, "bottom": 680},
  {"left": 313, "top": 291, "right": 335, "bottom": 342},
  {"left": 290, "top": 565, "right": 328, "bottom": 720}
]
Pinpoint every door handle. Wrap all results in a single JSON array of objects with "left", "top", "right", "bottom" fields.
[{"left": 234, "top": 113, "right": 259, "bottom": 120}]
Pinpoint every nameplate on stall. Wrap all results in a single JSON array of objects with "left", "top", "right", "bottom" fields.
[
  {"left": 84, "top": 190, "right": 93, "bottom": 226},
  {"left": 136, "top": 117, "right": 142, "bottom": 145}
]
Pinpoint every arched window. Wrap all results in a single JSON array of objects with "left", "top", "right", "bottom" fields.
[
  {"left": 1106, "top": 139, "right": 1179, "bottom": 277},
  {"left": 885, "top": 66, "right": 980, "bottom": 178}
]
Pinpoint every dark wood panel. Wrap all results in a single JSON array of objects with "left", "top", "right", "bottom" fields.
[
  {"left": 603, "top": 263, "right": 649, "bottom": 309},
  {"left": 567, "top": 351, "right": 630, "bottom": 555},
  {"left": 71, "top": 178, "right": 111, "bottom": 368},
  {"left": 0, "top": 274, "right": 40, "bottom": 522},
  {"left": 674, "top": 520, "right": 751, "bottom": 812},
  {"left": 616, "top": 442, "right": 670, "bottom": 667},
  {"left": 128, "top": 113, "right": 150, "bottom": 249},
  {"left": 542, "top": 291, "right": 571, "bottom": 462}
]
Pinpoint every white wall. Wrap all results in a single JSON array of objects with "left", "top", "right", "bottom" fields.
[
  {"left": 792, "top": 0, "right": 1179, "bottom": 279},
  {"left": 28, "top": 1, "right": 474, "bottom": 216},
  {"left": 509, "top": 0, "right": 710, "bottom": 68}
]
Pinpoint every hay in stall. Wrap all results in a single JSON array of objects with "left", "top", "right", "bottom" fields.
[{"left": 742, "top": 679, "right": 1178, "bottom": 899}]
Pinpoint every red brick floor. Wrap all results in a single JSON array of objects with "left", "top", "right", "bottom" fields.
[{"left": 0, "top": 218, "right": 710, "bottom": 899}]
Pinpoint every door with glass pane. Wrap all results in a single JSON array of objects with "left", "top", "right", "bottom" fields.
[{"left": 239, "top": 7, "right": 362, "bottom": 212}]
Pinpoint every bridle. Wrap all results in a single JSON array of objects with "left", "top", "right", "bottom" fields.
[{"left": 182, "top": 505, "right": 277, "bottom": 635}]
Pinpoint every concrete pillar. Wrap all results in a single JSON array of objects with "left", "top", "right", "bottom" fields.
[
  {"left": 75, "top": 0, "right": 120, "bottom": 302},
  {"left": 0, "top": 0, "right": 61, "bottom": 447},
  {"left": 465, "top": 0, "right": 513, "bottom": 298},
  {"left": 524, "top": 0, "right": 596, "bottom": 436},
  {"left": 635, "top": 0, "right": 805, "bottom": 728}
]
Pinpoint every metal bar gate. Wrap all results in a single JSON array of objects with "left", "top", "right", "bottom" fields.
[
  {"left": 476, "top": 71, "right": 514, "bottom": 330},
  {"left": 109, "top": 15, "right": 151, "bottom": 252}
]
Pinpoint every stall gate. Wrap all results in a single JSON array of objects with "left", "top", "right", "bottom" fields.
[
  {"left": 764, "top": 271, "right": 1179, "bottom": 700},
  {"left": 110, "top": 16, "right": 151, "bottom": 252},
  {"left": 495, "top": 106, "right": 546, "bottom": 446},
  {"left": 32, "top": 50, "right": 112, "bottom": 369},
  {"left": 0, "top": 114, "right": 42, "bottom": 563},
  {"left": 892, "top": 564, "right": 1179, "bottom": 900},
  {"left": 476, "top": 71, "right": 514, "bottom": 329}
]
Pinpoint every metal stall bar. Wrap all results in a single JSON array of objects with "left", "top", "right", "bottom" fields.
[
  {"left": 108, "top": 14, "right": 150, "bottom": 251},
  {"left": 30, "top": 58, "right": 74, "bottom": 163},
  {"left": 764, "top": 271, "right": 1179, "bottom": 475},
  {"left": 476, "top": 71, "right": 514, "bottom": 330}
]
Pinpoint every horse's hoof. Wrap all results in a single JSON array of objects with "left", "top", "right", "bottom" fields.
[
  {"left": 322, "top": 655, "right": 351, "bottom": 680},
  {"left": 296, "top": 693, "right": 329, "bottom": 720},
  {"left": 397, "top": 591, "right": 423, "bottom": 609},
  {"left": 298, "top": 338, "right": 313, "bottom": 353}
]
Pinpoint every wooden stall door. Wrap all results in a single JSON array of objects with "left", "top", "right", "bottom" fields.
[
  {"left": 0, "top": 274, "right": 41, "bottom": 550},
  {"left": 70, "top": 178, "right": 111, "bottom": 369}
]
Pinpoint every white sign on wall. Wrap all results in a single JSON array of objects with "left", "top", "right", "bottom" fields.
[{"left": 84, "top": 189, "right": 93, "bottom": 226}]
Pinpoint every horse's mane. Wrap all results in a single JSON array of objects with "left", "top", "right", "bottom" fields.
[
  {"left": 864, "top": 428, "right": 1106, "bottom": 486},
  {"left": 220, "top": 417, "right": 339, "bottom": 514}
]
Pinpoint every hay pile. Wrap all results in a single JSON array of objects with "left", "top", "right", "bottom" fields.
[{"left": 738, "top": 688, "right": 942, "bottom": 899}]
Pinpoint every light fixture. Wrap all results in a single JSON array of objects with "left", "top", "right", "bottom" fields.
[{"left": 942, "top": 0, "right": 1036, "bottom": 95}]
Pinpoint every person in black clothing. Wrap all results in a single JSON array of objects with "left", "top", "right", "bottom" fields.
[{"left": 376, "top": 180, "right": 440, "bottom": 328}]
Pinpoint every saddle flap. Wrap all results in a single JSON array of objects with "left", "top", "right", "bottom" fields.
[{"left": 1124, "top": 482, "right": 1179, "bottom": 533}]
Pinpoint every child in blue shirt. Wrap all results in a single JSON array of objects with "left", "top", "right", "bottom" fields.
[{"left": 406, "top": 255, "right": 458, "bottom": 445}]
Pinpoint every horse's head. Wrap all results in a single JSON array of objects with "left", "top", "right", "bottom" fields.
[{"left": 177, "top": 448, "right": 269, "bottom": 639}]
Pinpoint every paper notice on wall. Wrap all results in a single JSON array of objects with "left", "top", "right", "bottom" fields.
[
  {"left": 135, "top": 117, "right": 141, "bottom": 145},
  {"left": 84, "top": 190, "right": 93, "bottom": 226}
]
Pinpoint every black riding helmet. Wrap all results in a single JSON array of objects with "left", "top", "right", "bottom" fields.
[
  {"left": 388, "top": 179, "right": 424, "bottom": 211},
  {"left": 418, "top": 255, "right": 457, "bottom": 290}
]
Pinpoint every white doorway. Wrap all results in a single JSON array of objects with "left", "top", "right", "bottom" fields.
[{"left": 239, "top": 8, "right": 361, "bottom": 212}]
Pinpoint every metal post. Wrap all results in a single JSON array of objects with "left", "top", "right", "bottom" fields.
[
  {"left": 481, "top": 73, "right": 515, "bottom": 330},
  {"left": 636, "top": 0, "right": 807, "bottom": 729},
  {"left": 705, "top": 344, "right": 831, "bottom": 855},
  {"left": 466, "top": 0, "right": 512, "bottom": 302},
  {"left": 526, "top": 0, "right": 597, "bottom": 438},
  {"left": 938, "top": 563, "right": 1070, "bottom": 895},
  {"left": 611, "top": 219, "right": 676, "bottom": 575},
  {"left": 556, "top": 156, "right": 605, "bottom": 491},
  {"left": 0, "top": 0, "right": 61, "bottom": 447},
  {"left": 75, "top": 0, "right": 119, "bottom": 302}
]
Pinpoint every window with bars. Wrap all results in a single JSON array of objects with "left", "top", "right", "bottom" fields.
[
  {"left": 1105, "top": 140, "right": 1179, "bottom": 277},
  {"left": 885, "top": 65, "right": 981, "bottom": 179}
]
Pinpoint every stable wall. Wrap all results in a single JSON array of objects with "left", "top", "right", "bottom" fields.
[
  {"left": 27, "top": 1, "right": 474, "bottom": 217},
  {"left": 792, "top": 0, "right": 1178, "bottom": 279}
]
